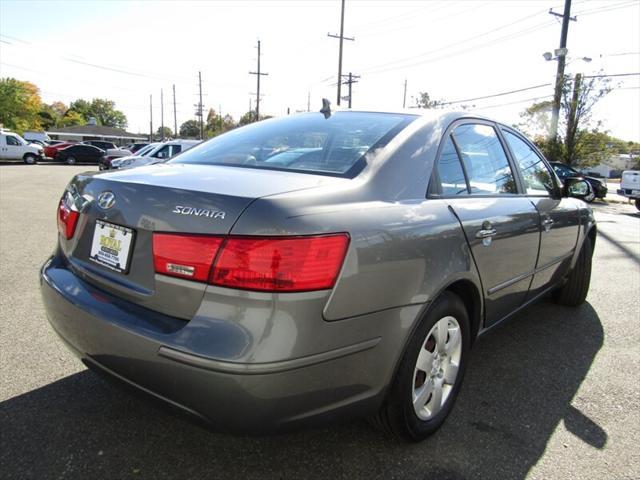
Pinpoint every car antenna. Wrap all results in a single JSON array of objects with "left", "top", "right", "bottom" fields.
[{"left": 320, "top": 98, "right": 332, "bottom": 119}]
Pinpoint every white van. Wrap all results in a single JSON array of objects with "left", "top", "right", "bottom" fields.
[
  {"left": 617, "top": 170, "right": 640, "bottom": 210},
  {"left": 23, "top": 131, "right": 51, "bottom": 144},
  {"left": 0, "top": 130, "right": 44, "bottom": 164}
]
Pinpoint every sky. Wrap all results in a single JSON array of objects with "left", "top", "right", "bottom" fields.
[{"left": 1, "top": 0, "right": 639, "bottom": 141}]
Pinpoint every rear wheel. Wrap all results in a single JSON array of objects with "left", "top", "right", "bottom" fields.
[
  {"left": 372, "top": 291, "right": 470, "bottom": 441},
  {"left": 23, "top": 153, "right": 37, "bottom": 165},
  {"left": 553, "top": 237, "right": 592, "bottom": 306},
  {"left": 635, "top": 199, "right": 640, "bottom": 211},
  {"left": 66, "top": 156, "right": 77, "bottom": 165}
]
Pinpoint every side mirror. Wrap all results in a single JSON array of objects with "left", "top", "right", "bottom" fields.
[{"left": 564, "top": 177, "right": 590, "bottom": 199}]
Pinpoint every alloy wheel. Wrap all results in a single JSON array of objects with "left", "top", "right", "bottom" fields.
[{"left": 412, "top": 316, "right": 462, "bottom": 420}]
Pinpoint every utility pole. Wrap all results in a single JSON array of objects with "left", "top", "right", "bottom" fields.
[
  {"left": 307, "top": 91, "right": 311, "bottom": 112},
  {"left": 249, "top": 40, "right": 268, "bottom": 121},
  {"left": 160, "top": 88, "right": 165, "bottom": 141},
  {"left": 198, "top": 71, "right": 204, "bottom": 140},
  {"left": 172, "top": 84, "right": 177, "bottom": 138},
  {"left": 549, "top": 0, "right": 577, "bottom": 141},
  {"left": 403, "top": 79, "right": 408, "bottom": 109},
  {"left": 341, "top": 72, "right": 360, "bottom": 108},
  {"left": 328, "top": 0, "right": 354, "bottom": 106},
  {"left": 149, "top": 94, "right": 153, "bottom": 142}
]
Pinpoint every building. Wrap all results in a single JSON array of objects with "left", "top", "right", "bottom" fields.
[
  {"left": 47, "top": 118, "right": 147, "bottom": 146},
  {"left": 581, "top": 154, "right": 638, "bottom": 178}
]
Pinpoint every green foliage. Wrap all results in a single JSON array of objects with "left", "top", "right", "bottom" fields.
[
  {"left": 69, "top": 98, "right": 127, "bottom": 129},
  {"left": 413, "top": 92, "right": 445, "bottom": 109},
  {"left": 59, "top": 111, "right": 86, "bottom": 127},
  {"left": 0, "top": 78, "right": 42, "bottom": 133},
  {"left": 156, "top": 126, "right": 173, "bottom": 140},
  {"left": 204, "top": 109, "right": 236, "bottom": 138},
  {"left": 179, "top": 119, "right": 201, "bottom": 138},
  {"left": 519, "top": 73, "right": 613, "bottom": 166}
]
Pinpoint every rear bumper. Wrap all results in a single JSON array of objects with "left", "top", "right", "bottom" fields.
[
  {"left": 617, "top": 188, "right": 640, "bottom": 199},
  {"left": 40, "top": 254, "right": 411, "bottom": 432}
]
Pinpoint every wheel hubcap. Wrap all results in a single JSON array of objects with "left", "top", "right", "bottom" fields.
[{"left": 412, "top": 316, "right": 461, "bottom": 420}]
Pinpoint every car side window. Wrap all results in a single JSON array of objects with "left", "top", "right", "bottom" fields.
[
  {"left": 434, "top": 136, "right": 468, "bottom": 195},
  {"left": 503, "top": 130, "right": 555, "bottom": 196},
  {"left": 6, "top": 136, "right": 21, "bottom": 146},
  {"left": 452, "top": 124, "right": 516, "bottom": 195}
]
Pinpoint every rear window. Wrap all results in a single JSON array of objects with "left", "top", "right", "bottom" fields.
[{"left": 170, "top": 112, "right": 415, "bottom": 176}]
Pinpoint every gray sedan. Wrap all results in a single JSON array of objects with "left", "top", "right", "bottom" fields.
[{"left": 41, "top": 109, "right": 595, "bottom": 441}]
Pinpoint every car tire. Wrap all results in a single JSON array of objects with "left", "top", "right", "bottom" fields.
[
  {"left": 371, "top": 291, "right": 470, "bottom": 442},
  {"left": 23, "top": 153, "right": 37, "bottom": 165},
  {"left": 553, "top": 237, "right": 593, "bottom": 307},
  {"left": 66, "top": 156, "right": 77, "bottom": 165},
  {"left": 635, "top": 199, "right": 640, "bottom": 211}
]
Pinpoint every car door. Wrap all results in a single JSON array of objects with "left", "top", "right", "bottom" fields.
[
  {"left": 501, "top": 129, "right": 580, "bottom": 297},
  {"left": 0, "top": 134, "right": 7, "bottom": 159},
  {"left": 4, "top": 134, "right": 25, "bottom": 159},
  {"left": 431, "top": 122, "right": 540, "bottom": 326}
]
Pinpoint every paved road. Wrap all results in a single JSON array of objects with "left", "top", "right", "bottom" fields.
[{"left": 1, "top": 165, "right": 639, "bottom": 480}]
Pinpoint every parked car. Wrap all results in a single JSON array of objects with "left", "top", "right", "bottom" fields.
[
  {"left": 46, "top": 140, "right": 65, "bottom": 146},
  {"left": 41, "top": 110, "right": 595, "bottom": 440},
  {"left": 54, "top": 144, "right": 105, "bottom": 164},
  {"left": 100, "top": 142, "right": 160, "bottom": 170},
  {"left": 124, "top": 142, "right": 150, "bottom": 154},
  {"left": 0, "top": 130, "right": 44, "bottom": 164},
  {"left": 550, "top": 162, "right": 607, "bottom": 202},
  {"left": 617, "top": 170, "right": 640, "bottom": 210},
  {"left": 99, "top": 148, "right": 132, "bottom": 169},
  {"left": 110, "top": 139, "right": 199, "bottom": 169},
  {"left": 82, "top": 140, "right": 118, "bottom": 151},
  {"left": 44, "top": 142, "right": 76, "bottom": 159}
]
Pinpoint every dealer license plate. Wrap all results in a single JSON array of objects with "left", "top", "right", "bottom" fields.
[{"left": 89, "top": 220, "right": 135, "bottom": 273}]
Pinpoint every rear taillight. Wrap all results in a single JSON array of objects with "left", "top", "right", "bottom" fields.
[
  {"left": 152, "top": 233, "right": 349, "bottom": 292},
  {"left": 57, "top": 197, "right": 79, "bottom": 240},
  {"left": 153, "top": 233, "right": 223, "bottom": 282}
]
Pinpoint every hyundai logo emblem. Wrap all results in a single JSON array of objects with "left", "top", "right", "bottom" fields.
[{"left": 97, "top": 191, "right": 116, "bottom": 210}]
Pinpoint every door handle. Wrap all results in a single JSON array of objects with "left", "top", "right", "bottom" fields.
[
  {"left": 542, "top": 217, "right": 554, "bottom": 232},
  {"left": 476, "top": 228, "right": 497, "bottom": 239}
]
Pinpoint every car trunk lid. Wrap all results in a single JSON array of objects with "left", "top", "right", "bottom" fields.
[{"left": 60, "top": 163, "right": 340, "bottom": 319}]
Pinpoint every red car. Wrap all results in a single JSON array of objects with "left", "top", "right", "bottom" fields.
[{"left": 44, "top": 142, "right": 75, "bottom": 159}]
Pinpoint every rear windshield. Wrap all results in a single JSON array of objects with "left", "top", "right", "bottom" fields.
[{"left": 170, "top": 112, "right": 415, "bottom": 176}]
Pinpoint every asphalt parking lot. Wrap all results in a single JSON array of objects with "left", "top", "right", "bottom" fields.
[{"left": 1, "top": 164, "right": 638, "bottom": 480}]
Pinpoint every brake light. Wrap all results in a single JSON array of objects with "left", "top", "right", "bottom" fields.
[
  {"left": 57, "top": 197, "right": 79, "bottom": 239},
  {"left": 211, "top": 234, "right": 349, "bottom": 292},
  {"left": 152, "top": 233, "right": 223, "bottom": 282},
  {"left": 152, "top": 233, "right": 349, "bottom": 292}
]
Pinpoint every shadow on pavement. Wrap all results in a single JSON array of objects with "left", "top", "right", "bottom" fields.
[{"left": 0, "top": 301, "right": 604, "bottom": 480}]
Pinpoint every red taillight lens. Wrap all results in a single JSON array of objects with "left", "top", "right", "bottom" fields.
[
  {"left": 152, "top": 233, "right": 223, "bottom": 282},
  {"left": 211, "top": 234, "right": 350, "bottom": 292},
  {"left": 57, "top": 198, "right": 79, "bottom": 239}
]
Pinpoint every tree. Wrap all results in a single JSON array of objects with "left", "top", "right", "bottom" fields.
[
  {"left": 179, "top": 120, "right": 200, "bottom": 138},
  {"left": 519, "top": 73, "right": 611, "bottom": 165},
  {"left": 156, "top": 126, "right": 173, "bottom": 140},
  {"left": 69, "top": 98, "right": 127, "bottom": 129},
  {"left": 413, "top": 92, "right": 445, "bottom": 109},
  {"left": 59, "top": 111, "right": 86, "bottom": 128},
  {"left": 0, "top": 78, "right": 42, "bottom": 133},
  {"left": 204, "top": 109, "right": 236, "bottom": 138}
]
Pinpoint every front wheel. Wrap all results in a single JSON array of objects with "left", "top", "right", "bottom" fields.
[
  {"left": 371, "top": 291, "right": 470, "bottom": 441},
  {"left": 65, "top": 156, "right": 77, "bottom": 165},
  {"left": 23, "top": 154, "right": 37, "bottom": 165}
]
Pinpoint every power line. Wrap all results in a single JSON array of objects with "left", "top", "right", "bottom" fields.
[{"left": 441, "top": 83, "right": 552, "bottom": 106}]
